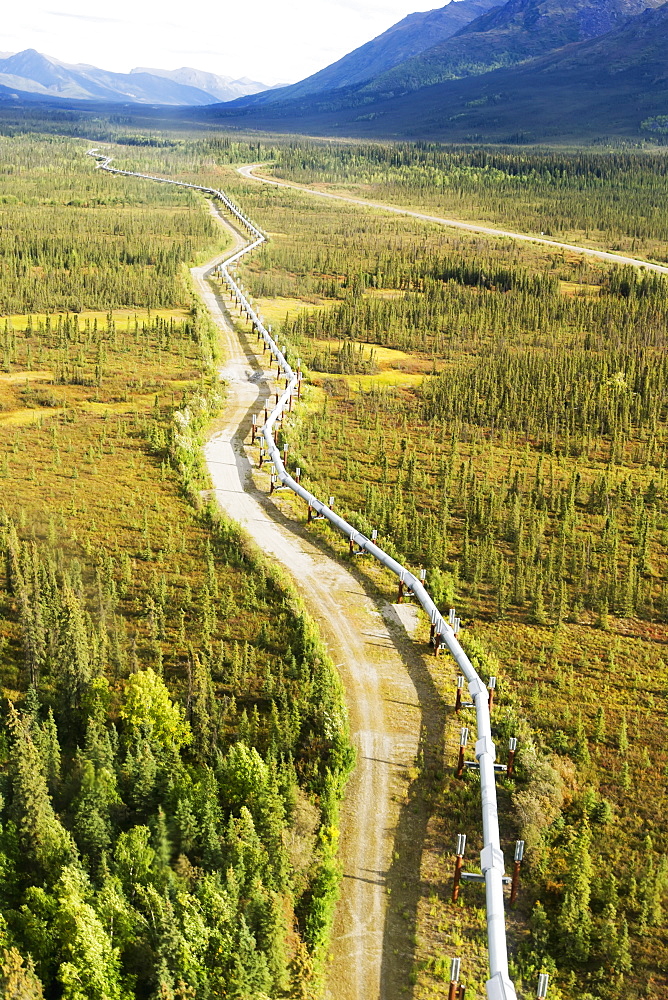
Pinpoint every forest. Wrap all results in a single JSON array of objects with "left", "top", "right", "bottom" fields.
[
  {"left": 0, "top": 135, "right": 353, "bottom": 1000},
  {"left": 199, "top": 141, "right": 668, "bottom": 1000},
  {"left": 266, "top": 143, "right": 668, "bottom": 264},
  {"left": 2, "top": 126, "right": 668, "bottom": 1000}
]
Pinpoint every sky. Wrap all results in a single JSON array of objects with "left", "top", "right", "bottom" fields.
[{"left": 2, "top": 0, "right": 440, "bottom": 86}]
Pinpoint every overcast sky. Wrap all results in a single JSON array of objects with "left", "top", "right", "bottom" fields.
[{"left": 2, "top": 0, "right": 440, "bottom": 86}]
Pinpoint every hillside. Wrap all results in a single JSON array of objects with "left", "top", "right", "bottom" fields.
[
  {"left": 362, "top": 0, "right": 666, "bottom": 98},
  {"left": 232, "top": 0, "right": 504, "bottom": 107},
  {"left": 228, "top": 0, "right": 666, "bottom": 116},
  {"left": 193, "top": 2, "right": 668, "bottom": 143}
]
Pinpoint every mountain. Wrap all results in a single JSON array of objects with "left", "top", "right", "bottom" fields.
[
  {"left": 191, "top": 1, "right": 668, "bottom": 143},
  {"left": 229, "top": 0, "right": 667, "bottom": 119},
  {"left": 359, "top": 0, "right": 667, "bottom": 98},
  {"left": 232, "top": 0, "right": 505, "bottom": 107},
  {"left": 0, "top": 50, "right": 273, "bottom": 106},
  {"left": 130, "top": 66, "right": 273, "bottom": 103},
  {"left": 0, "top": 50, "right": 214, "bottom": 104}
]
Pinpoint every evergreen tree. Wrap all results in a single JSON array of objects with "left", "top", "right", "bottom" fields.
[
  {"left": 55, "top": 586, "right": 92, "bottom": 723},
  {"left": 559, "top": 820, "right": 593, "bottom": 962},
  {"left": 8, "top": 705, "right": 77, "bottom": 879},
  {"left": 0, "top": 916, "right": 44, "bottom": 999}
]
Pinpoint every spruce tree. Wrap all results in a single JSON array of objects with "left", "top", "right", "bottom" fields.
[
  {"left": 8, "top": 705, "right": 77, "bottom": 879},
  {"left": 559, "top": 820, "right": 593, "bottom": 962}
]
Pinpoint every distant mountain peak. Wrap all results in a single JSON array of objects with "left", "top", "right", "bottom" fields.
[
  {"left": 130, "top": 66, "right": 270, "bottom": 102},
  {"left": 0, "top": 49, "right": 273, "bottom": 105}
]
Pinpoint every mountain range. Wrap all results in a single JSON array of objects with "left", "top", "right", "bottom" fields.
[
  {"left": 193, "top": 0, "right": 668, "bottom": 142},
  {"left": 351, "top": 0, "right": 667, "bottom": 103},
  {"left": 0, "top": 50, "right": 271, "bottom": 106},
  {"left": 232, "top": 0, "right": 663, "bottom": 111},
  {"left": 236, "top": 0, "right": 504, "bottom": 107},
  {"left": 1, "top": 0, "right": 668, "bottom": 142}
]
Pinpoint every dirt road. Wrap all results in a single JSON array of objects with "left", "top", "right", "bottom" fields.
[
  {"left": 195, "top": 204, "right": 424, "bottom": 1000},
  {"left": 237, "top": 163, "right": 668, "bottom": 275}
]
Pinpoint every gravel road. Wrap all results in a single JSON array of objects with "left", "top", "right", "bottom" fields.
[{"left": 237, "top": 163, "right": 668, "bottom": 275}]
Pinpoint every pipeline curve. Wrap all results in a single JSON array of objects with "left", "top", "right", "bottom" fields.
[{"left": 86, "top": 148, "right": 517, "bottom": 1000}]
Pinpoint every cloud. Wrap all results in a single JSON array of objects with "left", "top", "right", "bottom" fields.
[{"left": 47, "top": 11, "right": 124, "bottom": 23}]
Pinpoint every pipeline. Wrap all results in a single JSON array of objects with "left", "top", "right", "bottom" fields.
[{"left": 86, "top": 149, "right": 517, "bottom": 1000}]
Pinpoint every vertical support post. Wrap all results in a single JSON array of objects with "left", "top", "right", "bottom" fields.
[
  {"left": 488, "top": 676, "right": 496, "bottom": 712},
  {"left": 349, "top": 534, "right": 356, "bottom": 554},
  {"left": 251, "top": 414, "right": 257, "bottom": 444},
  {"left": 455, "top": 675, "right": 465, "bottom": 712},
  {"left": 430, "top": 609, "right": 437, "bottom": 643},
  {"left": 329, "top": 496, "right": 335, "bottom": 510},
  {"left": 448, "top": 958, "right": 461, "bottom": 1000},
  {"left": 398, "top": 569, "right": 405, "bottom": 604},
  {"left": 510, "top": 840, "right": 524, "bottom": 906},
  {"left": 283, "top": 443, "right": 289, "bottom": 467},
  {"left": 270, "top": 473, "right": 276, "bottom": 494},
  {"left": 507, "top": 737, "right": 518, "bottom": 777},
  {"left": 307, "top": 504, "right": 313, "bottom": 523},
  {"left": 456, "top": 727, "right": 469, "bottom": 779},
  {"left": 452, "top": 836, "right": 466, "bottom": 901},
  {"left": 434, "top": 619, "right": 442, "bottom": 656},
  {"left": 536, "top": 973, "right": 549, "bottom": 999},
  {"left": 295, "top": 467, "right": 301, "bottom": 484},
  {"left": 449, "top": 608, "right": 456, "bottom": 626}
]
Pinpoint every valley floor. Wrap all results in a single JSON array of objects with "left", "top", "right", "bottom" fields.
[{"left": 195, "top": 206, "right": 430, "bottom": 1000}]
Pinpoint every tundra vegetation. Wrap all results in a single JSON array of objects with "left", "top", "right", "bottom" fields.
[
  {"left": 239, "top": 142, "right": 668, "bottom": 1000},
  {"left": 0, "top": 134, "right": 353, "bottom": 1000},
  {"left": 131, "top": 135, "right": 667, "bottom": 1000},
  {"left": 2, "top": 126, "right": 668, "bottom": 999}
]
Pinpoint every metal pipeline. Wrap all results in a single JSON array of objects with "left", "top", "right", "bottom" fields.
[{"left": 86, "top": 149, "right": 517, "bottom": 1000}]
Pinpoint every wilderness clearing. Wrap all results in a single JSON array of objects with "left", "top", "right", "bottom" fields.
[
  {"left": 196, "top": 202, "right": 427, "bottom": 1000},
  {"left": 4, "top": 133, "right": 668, "bottom": 1000}
]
